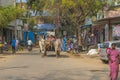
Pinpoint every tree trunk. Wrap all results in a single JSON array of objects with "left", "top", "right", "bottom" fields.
[{"left": 77, "top": 26, "right": 82, "bottom": 46}]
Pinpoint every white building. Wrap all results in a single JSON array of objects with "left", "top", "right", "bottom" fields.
[
  {"left": 0, "top": 0, "right": 16, "bottom": 7},
  {"left": 0, "top": 0, "right": 23, "bottom": 42}
]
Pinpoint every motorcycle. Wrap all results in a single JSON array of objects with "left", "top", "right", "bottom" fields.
[
  {"left": 73, "top": 45, "right": 82, "bottom": 54},
  {"left": 27, "top": 45, "right": 32, "bottom": 51},
  {"left": 67, "top": 42, "right": 82, "bottom": 54}
]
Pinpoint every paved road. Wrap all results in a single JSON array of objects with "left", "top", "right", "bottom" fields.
[{"left": 0, "top": 49, "right": 119, "bottom": 80}]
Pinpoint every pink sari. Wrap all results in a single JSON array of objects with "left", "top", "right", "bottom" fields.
[{"left": 107, "top": 49, "right": 119, "bottom": 80}]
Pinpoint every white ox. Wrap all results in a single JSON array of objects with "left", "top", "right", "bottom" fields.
[
  {"left": 54, "top": 38, "right": 62, "bottom": 57},
  {"left": 39, "top": 36, "right": 62, "bottom": 57},
  {"left": 39, "top": 37, "right": 46, "bottom": 56}
]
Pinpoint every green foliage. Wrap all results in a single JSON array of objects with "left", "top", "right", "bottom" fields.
[
  {"left": 28, "top": 17, "right": 36, "bottom": 30},
  {"left": 60, "top": 0, "right": 104, "bottom": 25},
  {"left": 0, "top": 6, "right": 24, "bottom": 28},
  {"left": 27, "top": 0, "right": 104, "bottom": 32}
]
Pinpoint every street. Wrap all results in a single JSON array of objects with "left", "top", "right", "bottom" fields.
[
  {"left": 0, "top": 0, "right": 120, "bottom": 80},
  {"left": 0, "top": 48, "right": 118, "bottom": 80}
]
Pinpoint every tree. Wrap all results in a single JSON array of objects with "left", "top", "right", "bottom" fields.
[
  {"left": 0, "top": 6, "right": 24, "bottom": 37},
  {"left": 40, "top": 0, "right": 104, "bottom": 45},
  {"left": 0, "top": 6, "right": 24, "bottom": 27},
  {"left": 26, "top": 0, "right": 56, "bottom": 31},
  {"left": 27, "top": 0, "right": 104, "bottom": 45},
  {"left": 60, "top": 0, "right": 104, "bottom": 45}
]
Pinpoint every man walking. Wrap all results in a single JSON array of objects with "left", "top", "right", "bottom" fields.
[{"left": 11, "top": 37, "right": 16, "bottom": 54}]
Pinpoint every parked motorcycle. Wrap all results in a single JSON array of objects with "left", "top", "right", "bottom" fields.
[
  {"left": 67, "top": 42, "right": 82, "bottom": 54},
  {"left": 27, "top": 39, "right": 33, "bottom": 51},
  {"left": 27, "top": 45, "right": 32, "bottom": 51},
  {"left": 73, "top": 45, "right": 82, "bottom": 54}
]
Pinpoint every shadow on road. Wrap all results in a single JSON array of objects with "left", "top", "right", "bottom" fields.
[
  {"left": 46, "top": 54, "right": 69, "bottom": 58},
  {"left": 0, "top": 66, "right": 29, "bottom": 70}
]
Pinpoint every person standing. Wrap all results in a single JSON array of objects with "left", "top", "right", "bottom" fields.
[
  {"left": 16, "top": 39, "right": 19, "bottom": 51},
  {"left": 61, "top": 36, "right": 67, "bottom": 52},
  {"left": 107, "top": 44, "right": 120, "bottom": 80},
  {"left": 27, "top": 39, "right": 33, "bottom": 47},
  {"left": 11, "top": 38, "right": 16, "bottom": 54}
]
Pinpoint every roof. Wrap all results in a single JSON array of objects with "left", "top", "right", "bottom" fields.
[
  {"left": 104, "top": 40, "right": 120, "bottom": 43},
  {"left": 96, "top": 16, "right": 120, "bottom": 25},
  {"left": 16, "top": 0, "right": 27, "bottom": 3},
  {"left": 97, "top": 16, "right": 120, "bottom": 22}
]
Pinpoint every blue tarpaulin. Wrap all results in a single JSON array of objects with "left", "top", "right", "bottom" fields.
[
  {"left": 23, "top": 31, "right": 35, "bottom": 44},
  {"left": 37, "top": 31, "right": 47, "bottom": 35},
  {"left": 16, "top": 0, "right": 27, "bottom": 3},
  {"left": 28, "top": 32, "right": 35, "bottom": 43},
  {"left": 37, "top": 24, "right": 55, "bottom": 30}
]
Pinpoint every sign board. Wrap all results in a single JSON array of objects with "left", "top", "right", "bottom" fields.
[
  {"left": 105, "top": 10, "right": 120, "bottom": 18},
  {"left": 112, "top": 25, "right": 120, "bottom": 37},
  {"left": 16, "top": 19, "right": 23, "bottom": 26},
  {"left": 17, "top": 26, "right": 21, "bottom": 30},
  {"left": 47, "top": 31, "right": 55, "bottom": 36}
]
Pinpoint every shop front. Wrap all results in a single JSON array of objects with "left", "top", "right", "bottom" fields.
[
  {"left": 96, "top": 16, "right": 120, "bottom": 43},
  {"left": 81, "top": 25, "right": 92, "bottom": 50}
]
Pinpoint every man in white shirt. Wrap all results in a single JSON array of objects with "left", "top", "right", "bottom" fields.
[{"left": 27, "top": 39, "right": 32, "bottom": 46}]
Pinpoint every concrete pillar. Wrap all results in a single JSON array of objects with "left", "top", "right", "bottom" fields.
[{"left": 108, "top": 20, "right": 111, "bottom": 41}]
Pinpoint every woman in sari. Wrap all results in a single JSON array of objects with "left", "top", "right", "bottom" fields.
[
  {"left": 107, "top": 43, "right": 120, "bottom": 80},
  {"left": 62, "top": 36, "right": 67, "bottom": 52}
]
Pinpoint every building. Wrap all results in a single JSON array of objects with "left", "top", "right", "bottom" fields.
[
  {"left": 0, "top": 0, "right": 16, "bottom": 43},
  {"left": 93, "top": 0, "right": 120, "bottom": 44},
  {"left": 0, "top": 0, "right": 15, "bottom": 7},
  {"left": 0, "top": 0, "right": 24, "bottom": 43},
  {"left": 81, "top": 0, "right": 120, "bottom": 45}
]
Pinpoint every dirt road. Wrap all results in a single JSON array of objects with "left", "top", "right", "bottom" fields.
[{"left": 0, "top": 50, "right": 118, "bottom": 80}]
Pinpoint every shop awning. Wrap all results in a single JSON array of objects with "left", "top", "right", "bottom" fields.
[
  {"left": 81, "top": 25, "right": 92, "bottom": 29},
  {"left": 37, "top": 24, "right": 55, "bottom": 30},
  {"left": 96, "top": 16, "right": 120, "bottom": 25}
]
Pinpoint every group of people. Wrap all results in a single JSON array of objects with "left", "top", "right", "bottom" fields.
[
  {"left": 11, "top": 38, "right": 19, "bottom": 53},
  {"left": 11, "top": 38, "right": 33, "bottom": 53}
]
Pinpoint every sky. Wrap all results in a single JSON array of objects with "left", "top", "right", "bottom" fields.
[{"left": 16, "top": 0, "right": 27, "bottom": 3}]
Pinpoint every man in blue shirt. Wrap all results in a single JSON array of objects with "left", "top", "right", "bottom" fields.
[{"left": 11, "top": 38, "right": 16, "bottom": 53}]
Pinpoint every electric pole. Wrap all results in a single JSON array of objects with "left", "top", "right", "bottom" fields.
[{"left": 55, "top": 0, "right": 60, "bottom": 36}]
